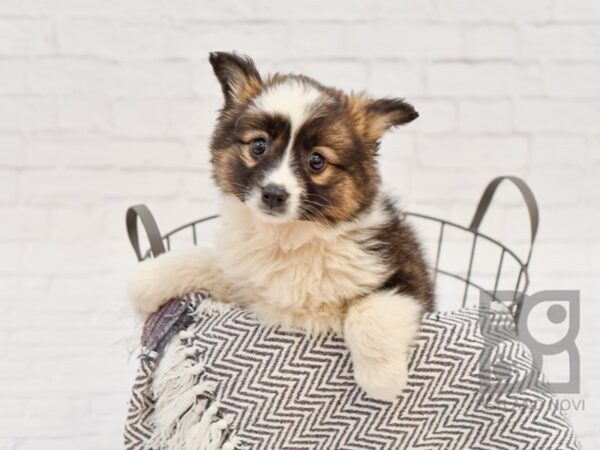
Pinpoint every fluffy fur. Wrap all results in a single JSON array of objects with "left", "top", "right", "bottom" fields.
[{"left": 129, "top": 52, "right": 434, "bottom": 401}]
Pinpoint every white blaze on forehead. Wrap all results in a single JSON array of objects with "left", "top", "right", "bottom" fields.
[
  {"left": 254, "top": 80, "right": 322, "bottom": 132},
  {"left": 253, "top": 80, "right": 323, "bottom": 219}
]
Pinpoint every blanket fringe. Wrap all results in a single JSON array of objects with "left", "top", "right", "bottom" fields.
[
  {"left": 149, "top": 316, "right": 241, "bottom": 450},
  {"left": 221, "top": 435, "right": 244, "bottom": 450}
]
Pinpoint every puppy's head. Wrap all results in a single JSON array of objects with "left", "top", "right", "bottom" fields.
[{"left": 208, "top": 52, "right": 418, "bottom": 225}]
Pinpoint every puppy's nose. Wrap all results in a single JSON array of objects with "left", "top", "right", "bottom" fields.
[{"left": 261, "top": 184, "right": 289, "bottom": 209}]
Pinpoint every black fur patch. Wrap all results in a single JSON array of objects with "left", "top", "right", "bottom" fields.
[{"left": 368, "top": 196, "right": 435, "bottom": 312}]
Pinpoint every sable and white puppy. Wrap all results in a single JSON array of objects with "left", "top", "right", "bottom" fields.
[{"left": 129, "top": 52, "right": 434, "bottom": 401}]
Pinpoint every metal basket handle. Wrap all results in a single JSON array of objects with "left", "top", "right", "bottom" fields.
[
  {"left": 126, "top": 204, "right": 166, "bottom": 261},
  {"left": 469, "top": 176, "right": 539, "bottom": 265}
]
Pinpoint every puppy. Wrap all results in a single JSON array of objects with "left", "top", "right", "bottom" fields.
[{"left": 129, "top": 52, "right": 434, "bottom": 401}]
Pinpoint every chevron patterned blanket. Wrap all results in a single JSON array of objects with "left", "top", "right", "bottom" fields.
[{"left": 124, "top": 291, "right": 580, "bottom": 450}]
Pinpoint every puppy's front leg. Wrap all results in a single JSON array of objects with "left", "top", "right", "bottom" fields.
[
  {"left": 128, "top": 247, "right": 228, "bottom": 318},
  {"left": 344, "top": 291, "right": 422, "bottom": 401}
]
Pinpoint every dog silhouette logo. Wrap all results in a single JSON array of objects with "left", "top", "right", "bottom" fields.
[{"left": 478, "top": 290, "right": 580, "bottom": 395}]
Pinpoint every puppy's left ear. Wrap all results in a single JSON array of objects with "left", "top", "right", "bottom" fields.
[
  {"left": 209, "top": 51, "right": 262, "bottom": 108},
  {"left": 350, "top": 95, "right": 418, "bottom": 144}
]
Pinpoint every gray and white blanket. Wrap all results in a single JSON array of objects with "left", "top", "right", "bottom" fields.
[{"left": 124, "top": 291, "right": 580, "bottom": 450}]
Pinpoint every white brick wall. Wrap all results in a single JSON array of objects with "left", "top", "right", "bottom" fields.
[{"left": 0, "top": 1, "right": 599, "bottom": 448}]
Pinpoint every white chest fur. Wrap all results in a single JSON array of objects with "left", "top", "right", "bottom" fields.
[{"left": 214, "top": 197, "right": 392, "bottom": 334}]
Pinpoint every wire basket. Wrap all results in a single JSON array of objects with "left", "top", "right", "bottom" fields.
[{"left": 126, "top": 176, "right": 539, "bottom": 325}]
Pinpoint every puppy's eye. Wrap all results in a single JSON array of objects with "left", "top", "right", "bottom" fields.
[
  {"left": 308, "top": 152, "right": 326, "bottom": 172},
  {"left": 250, "top": 138, "right": 268, "bottom": 156}
]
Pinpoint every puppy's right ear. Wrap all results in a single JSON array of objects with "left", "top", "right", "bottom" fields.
[{"left": 209, "top": 52, "right": 262, "bottom": 108}]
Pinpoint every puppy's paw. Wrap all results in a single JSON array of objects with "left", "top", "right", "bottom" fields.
[
  {"left": 128, "top": 257, "right": 174, "bottom": 318},
  {"left": 128, "top": 247, "right": 224, "bottom": 318},
  {"left": 344, "top": 290, "right": 422, "bottom": 402},
  {"left": 352, "top": 352, "right": 408, "bottom": 401}
]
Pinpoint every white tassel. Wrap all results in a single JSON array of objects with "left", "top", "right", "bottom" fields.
[
  {"left": 185, "top": 402, "right": 221, "bottom": 450},
  {"left": 152, "top": 370, "right": 215, "bottom": 449},
  {"left": 149, "top": 340, "right": 186, "bottom": 448},
  {"left": 221, "top": 435, "right": 242, "bottom": 450},
  {"left": 156, "top": 381, "right": 217, "bottom": 433},
  {"left": 162, "top": 399, "right": 206, "bottom": 450},
  {"left": 182, "top": 397, "right": 215, "bottom": 442},
  {"left": 179, "top": 330, "right": 194, "bottom": 340},
  {"left": 153, "top": 337, "right": 202, "bottom": 409},
  {"left": 153, "top": 340, "right": 199, "bottom": 400},
  {"left": 154, "top": 358, "right": 198, "bottom": 418},
  {"left": 155, "top": 358, "right": 203, "bottom": 403},
  {"left": 203, "top": 415, "right": 233, "bottom": 450},
  {"left": 192, "top": 298, "right": 234, "bottom": 319}
]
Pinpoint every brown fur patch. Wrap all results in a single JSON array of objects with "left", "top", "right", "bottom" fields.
[
  {"left": 211, "top": 146, "right": 241, "bottom": 196},
  {"left": 326, "top": 176, "right": 361, "bottom": 221},
  {"left": 240, "top": 147, "right": 257, "bottom": 168},
  {"left": 348, "top": 93, "right": 419, "bottom": 144}
]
